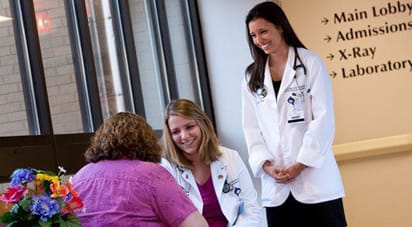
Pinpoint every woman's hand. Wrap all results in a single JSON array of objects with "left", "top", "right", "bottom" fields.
[
  {"left": 282, "top": 162, "right": 307, "bottom": 183},
  {"left": 263, "top": 161, "right": 306, "bottom": 184},
  {"left": 262, "top": 160, "right": 289, "bottom": 183}
]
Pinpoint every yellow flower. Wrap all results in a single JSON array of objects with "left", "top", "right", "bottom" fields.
[{"left": 36, "top": 173, "right": 59, "bottom": 184}]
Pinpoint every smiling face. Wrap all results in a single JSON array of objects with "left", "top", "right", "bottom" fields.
[
  {"left": 168, "top": 115, "right": 202, "bottom": 159},
  {"left": 248, "top": 18, "right": 286, "bottom": 55}
]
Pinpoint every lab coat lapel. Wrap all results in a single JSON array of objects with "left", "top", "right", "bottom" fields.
[
  {"left": 180, "top": 168, "right": 201, "bottom": 200},
  {"left": 211, "top": 159, "right": 227, "bottom": 201},
  {"left": 263, "top": 60, "right": 275, "bottom": 101},
  {"left": 277, "top": 47, "right": 296, "bottom": 98}
]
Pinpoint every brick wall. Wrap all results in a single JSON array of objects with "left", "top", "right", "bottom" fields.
[{"left": 0, "top": 0, "right": 28, "bottom": 136}]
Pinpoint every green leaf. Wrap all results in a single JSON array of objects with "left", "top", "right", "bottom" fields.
[
  {"left": 7, "top": 220, "right": 21, "bottom": 227},
  {"left": 4, "top": 219, "right": 32, "bottom": 227},
  {"left": 0, "top": 211, "right": 17, "bottom": 223},
  {"left": 56, "top": 198, "right": 65, "bottom": 208},
  {"left": 19, "top": 199, "right": 31, "bottom": 211},
  {"left": 42, "top": 180, "right": 52, "bottom": 195},
  {"left": 39, "top": 220, "right": 52, "bottom": 227},
  {"left": 63, "top": 214, "right": 82, "bottom": 227}
]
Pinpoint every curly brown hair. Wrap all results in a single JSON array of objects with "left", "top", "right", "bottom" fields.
[{"left": 84, "top": 112, "right": 161, "bottom": 163}]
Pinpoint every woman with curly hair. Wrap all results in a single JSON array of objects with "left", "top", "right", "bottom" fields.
[{"left": 72, "top": 112, "right": 207, "bottom": 227}]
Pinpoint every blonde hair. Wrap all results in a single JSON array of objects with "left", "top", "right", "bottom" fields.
[{"left": 161, "top": 99, "right": 221, "bottom": 168}]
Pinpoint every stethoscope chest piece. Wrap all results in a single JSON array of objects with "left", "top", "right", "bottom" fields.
[
  {"left": 254, "top": 86, "right": 268, "bottom": 102},
  {"left": 223, "top": 181, "right": 231, "bottom": 193}
]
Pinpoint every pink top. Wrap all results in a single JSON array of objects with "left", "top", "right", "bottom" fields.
[
  {"left": 72, "top": 160, "right": 197, "bottom": 227},
  {"left": 197, "top": 177, "right": 228, "bottom": 227}
]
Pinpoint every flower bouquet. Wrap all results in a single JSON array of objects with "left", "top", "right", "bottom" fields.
[{"left": 0, "top": 167, "right": 84, "bottom": 227}]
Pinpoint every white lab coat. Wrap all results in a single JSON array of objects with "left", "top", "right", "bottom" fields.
[
  {"left": 161, "top": 146, "right": 263, "bottom": 226},
  {"left": 241, "top": 47, "right": 345, "bottom": 207}
]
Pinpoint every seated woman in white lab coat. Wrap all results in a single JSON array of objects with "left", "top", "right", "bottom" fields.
[{"left": 160, "top": 99, "right": 262, "bottom": 227}]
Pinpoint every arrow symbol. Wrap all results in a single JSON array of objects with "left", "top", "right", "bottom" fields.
[
  {"left": 321, "top": 17, "right": 329, "bottom": 25},
  {"left": 326, "top": 53, "right": 334, "bottom": 61},
  {"left": 330, "top": 71, "right": 337, "bottom": 79},
  {"left": 324, "top": 35, "right": 331, "bottom": 43}
]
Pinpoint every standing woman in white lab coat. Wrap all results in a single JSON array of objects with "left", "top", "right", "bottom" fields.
[
  {"left": 160, "top": 99, "right": 262, "bottom": 227},
  {"left": 241, "top": 2, "right": 347, "bottom": 227}
]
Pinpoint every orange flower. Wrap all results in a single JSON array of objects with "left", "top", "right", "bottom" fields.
[
  {"left": 50, "top": 182, "right": 68, "bottom": 198},
  {"left": 62, "top": 195, "right": 84, "bottom": 215},
  {"left": 65, "top": 182, "right": 80, "bottom": 198},
  {"left": 59, "top": 181, "right": 84, "bottom": 214}
]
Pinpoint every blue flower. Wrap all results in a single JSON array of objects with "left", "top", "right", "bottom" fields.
[
  {"left": 30, "top": 195, "right": 60, "bottom": 222},
  {"left": 10, "top": 168, "right": 35, "bottom": 186}
]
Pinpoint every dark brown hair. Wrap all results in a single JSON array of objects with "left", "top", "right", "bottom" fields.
[{"left": 245, "top": 1, "right": 306, "bottom": 92}]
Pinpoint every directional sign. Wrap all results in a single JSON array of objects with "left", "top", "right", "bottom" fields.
[{"left": 282, "top": 0, "right": 412, "bottom": 144}]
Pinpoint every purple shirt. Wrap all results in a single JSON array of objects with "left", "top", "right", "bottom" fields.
[
  {"left": 72, "top": 160, "right": 197, "bottom": 227},
  {"left": 197, "top": 177, "right": 228, "bottom": 227}
]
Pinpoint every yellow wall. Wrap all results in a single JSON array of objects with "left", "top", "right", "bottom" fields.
[
  {"left": 333, "top": 134, "right": 412, "bottom": 226},
  {"left": 338, "top": 150, "right": 412, "bottom": 227}
]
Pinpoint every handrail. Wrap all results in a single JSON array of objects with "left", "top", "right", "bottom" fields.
[{"left": 334, "top": 133, "right": 412, "bottom": 161}]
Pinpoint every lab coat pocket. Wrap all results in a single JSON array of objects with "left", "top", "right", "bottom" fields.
[{"left": 221, "top": 191, "right": 241, "bottom": 224}]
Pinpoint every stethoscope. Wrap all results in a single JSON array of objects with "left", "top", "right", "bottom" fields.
[
  {"left": 177, "top": 166, "right": 241, "bottom": 196},
  {"left": 292, "top": 46, "right": 309, "bottom": 96},
  {"left": 254, "top": 47, "right": 308, "bottom": 102}
]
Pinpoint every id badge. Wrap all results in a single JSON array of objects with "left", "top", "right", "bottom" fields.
[{"left": 287, "top": 95, "right": 305, "bottom": 123}]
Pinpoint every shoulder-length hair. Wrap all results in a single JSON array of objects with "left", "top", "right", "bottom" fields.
[
  {"left": 245, "top": 1, "right": 306, "bottom": 93},
  {"left": 85, "top": 112, "right": 161, "bottom": 163},
  {"left": 160, "top": 99, "right": 221, "bottom": 169}
]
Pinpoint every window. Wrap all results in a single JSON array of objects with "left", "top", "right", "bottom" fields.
[
  {"left": 0, "top": 0, "right": 213, "bottom": 181},
  {"left": 0, "top": 0, "right": 27, "bottom": 136},
  {"left": 34, "top": 0, "right": 84, "bottom": 134}
]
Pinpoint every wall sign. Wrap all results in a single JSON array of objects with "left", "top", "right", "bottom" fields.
[{"left": 282, "top": 0, "right": 412, "bottom": 144}]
